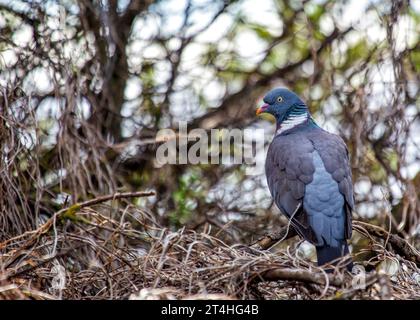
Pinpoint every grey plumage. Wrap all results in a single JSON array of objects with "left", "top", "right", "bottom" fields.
[
  {"left": 266, "top": 127, "right": 353, "bottom": 268},
  {"left": 259, "top": 88, "right": 354, "bottom": 270},
  {"left": 266, "top": 128, "right": 353, "bottom": 268}
]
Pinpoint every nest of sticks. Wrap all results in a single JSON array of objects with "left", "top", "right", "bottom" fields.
[{"left": 0, "top": 192, "right": 419, "bottom": 300}]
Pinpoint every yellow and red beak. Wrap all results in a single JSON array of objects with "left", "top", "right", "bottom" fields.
[{"left": 256, "top": 104, "right": 269, "bottom": 115}]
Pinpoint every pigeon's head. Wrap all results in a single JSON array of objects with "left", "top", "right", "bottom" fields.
[{"left": 256, "top": 88, "right": 306, "bottom": 122}]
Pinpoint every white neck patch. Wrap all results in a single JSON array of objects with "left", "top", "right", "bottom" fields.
[{"left": 276, "top": 113, "right": 308, "bottom": 135}]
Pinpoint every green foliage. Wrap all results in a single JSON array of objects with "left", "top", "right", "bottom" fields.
[
  {"left": 248, "top": 23, "right": 273, "bottom": 41},
  {"left": 339, "top": 39, "right": 370, "bottom": 70},
  {"left": 386, "top": 150, "right": 399, "bottom": 172},
  {"left": 169, "top": 170, "right": 205, "bottom": 227},
  {"left": 305, "top": 3, "right": 326, "bottom": 24},
  {"left": 61, "top": 204, "right": 83, "bottom": 222},
  {"left": 410, "top": 50, "right": 420, "bottom": 72},
  {"left": 370, "top": 159, "right": 387, "bottom": 183}
]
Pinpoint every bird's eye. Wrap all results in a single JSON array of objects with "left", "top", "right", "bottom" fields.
[{"left": 277, "top": 96, "right": 283, "bottom": 103}]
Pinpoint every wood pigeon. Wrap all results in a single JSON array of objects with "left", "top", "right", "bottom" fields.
[{"left": 256, "top": 88, "right": 353, "bottom": 271}]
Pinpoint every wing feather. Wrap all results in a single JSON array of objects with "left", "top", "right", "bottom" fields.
[
  {"left": 307, "top": 130, "right": 354, "bottom": 239},
  {"left": 265, "top": 134, "right": 317, "bottom": 242},
  {"left": 266, "top": 128, "right": 354, "bottom": 243}
]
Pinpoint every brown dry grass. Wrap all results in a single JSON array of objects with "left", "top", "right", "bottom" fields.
[{"left": 0, "top": 196, "right": 418, "bottom": 300}]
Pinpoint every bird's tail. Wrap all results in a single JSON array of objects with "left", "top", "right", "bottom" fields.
[{"left": 316, "top": 243, "right": 353, "bottom": 272}]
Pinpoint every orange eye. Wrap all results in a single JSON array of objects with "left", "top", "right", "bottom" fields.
[{"left": 277, "top": 96, "right": 283, "bottom": 103}]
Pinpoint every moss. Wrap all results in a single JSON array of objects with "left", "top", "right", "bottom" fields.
[{"left": 60, "top": 204, "right": 89, "bottom": 224}]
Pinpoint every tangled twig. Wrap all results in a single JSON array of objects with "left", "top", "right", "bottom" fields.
[{"left": 1, "top": 202, "right": 418, "bottom": 300}]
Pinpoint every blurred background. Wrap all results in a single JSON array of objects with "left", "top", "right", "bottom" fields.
[{"left": 0, "top": 0, "right": 419, "bottom": 250}]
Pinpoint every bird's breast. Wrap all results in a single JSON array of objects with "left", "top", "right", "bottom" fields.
[{"left": 304, "top": 151, "right": 344, "bottom": 215}]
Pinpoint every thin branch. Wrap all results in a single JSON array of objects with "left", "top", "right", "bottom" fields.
[
  {"left": 0, "top": 191, "right": 156, "bottom": 249},
  {"left": 353, "top": 221, "right": 420, "bottom": 265},
  {"left": 259, "top": 267, "right": 343, "bottom": 287},
  {"left": 251, "top": 226, "right": 298, "bottom": 250},
  {"left": 251, "top": 220, "right": 420, "bottom": 265}
]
